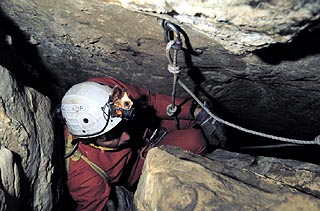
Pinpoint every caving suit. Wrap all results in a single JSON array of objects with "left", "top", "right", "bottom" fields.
[{"left": 65, "top": 77, "right": 207, "bottom": 211}]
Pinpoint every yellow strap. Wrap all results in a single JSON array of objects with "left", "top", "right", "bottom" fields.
[
  {"left": 89, "top": 143, "right": 116, "bottom": 151},
  {"left": 65, "top": 133, "right": 111, "bottom": 184},
  {"left": 80, "top": 154, "right": 111, "bottom": 184}
]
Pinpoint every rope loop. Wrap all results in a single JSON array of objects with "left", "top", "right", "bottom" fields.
[
  {"left": 166, "top": 40, "right": 176, "bottom": 66},
  {"left": 166, "top": 104, "right": 177, "bottom": 116},
  {"left": 168, "top": 64, "right": 181, "bottom": 74}
]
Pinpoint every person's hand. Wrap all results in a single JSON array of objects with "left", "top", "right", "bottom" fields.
[
  {"left": 106, "top": 186, "right": 134, "bottom": 211},
  {"left": 195, "top": 102, "right": 227, "bottom": 148}
]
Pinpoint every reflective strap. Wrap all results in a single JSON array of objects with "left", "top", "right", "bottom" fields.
[
  {"left": 89, "top": 143, "right": 116, "bottom": 151},
  {"left": 65, "top": 134, "right": 111, "bottom": 184},
  {"left": 80, "top": 154, "right": 111, "bottom": 185}
]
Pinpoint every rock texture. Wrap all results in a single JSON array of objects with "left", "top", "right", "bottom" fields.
[
  {"left": 109, "top": 0, "right": 320, "bottom": 54},
  {"left": 0, "top": 66, "right": 55, "bottom": 210},
  {"left": 0, "top": 0, "right": 319, "bottom": 149},
  {"left": 0, "top": 147, "right": 21, "bottom": 211},
  {"left": 206, "top": 149, "right": 320, "bottom": 198},
  {"left": 135, "top": 146, "right": 320, "bottom": 211},
  {"left": 0, "top": 0, "right": 319, "bottom": 210}
]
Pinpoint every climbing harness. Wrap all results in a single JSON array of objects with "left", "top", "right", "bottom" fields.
[{"left": 161, "top": 19, "right": 320, "bottom": 146}]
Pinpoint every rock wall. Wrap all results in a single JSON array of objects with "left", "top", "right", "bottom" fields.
[
  {"left": 0, "top": 0, "right": 319, "bottom": 209},
  {"left": 109, "top": 0, "right": 320, "bottom": 54},
  {"left": 0, "top": 66, "right": 55, "bottom": 210},
  {"left": 0, "top": 147, "right": 20, "bottom": 211},
  {"left": 0, "top": 0, "right": 319, "bottom": 146},
  {"left": 135, "top": 146, "right": 320, "bottom": 210}
]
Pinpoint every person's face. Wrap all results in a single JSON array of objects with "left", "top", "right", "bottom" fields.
[
  {"left": 90, "top": 121, "right": 130, "bottom": 148},
  {"left": 95, "top": 131, "right": 130, "bottom": 148}
]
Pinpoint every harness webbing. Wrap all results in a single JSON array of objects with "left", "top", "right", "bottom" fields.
[
  {"left": 65, "top": 134, "right": 111, "bottom": 184},
  {"left": 80, "top": 153, "right": 111, "bottom": 184}
]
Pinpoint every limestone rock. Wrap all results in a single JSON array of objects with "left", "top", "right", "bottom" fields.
[
  {"left": 206, "top": 149, "right": 320, "bottom": 198},
  {"left": 135, "top": 146, "right": 320, "bottom": 211},
  {"left": 1, "top": 0, "right": 319, "bottom": 145},
  {"left": 108, "top": 0, "right": 320, "bottom": 53},
  {"left": 0, "top": 189, "right": 6, "bottom": 211},
  {"left": 0, "top": 0, "right": 319, "bottom": 172},
  {"left": 0, "top": 0, "right": 319, "bottom": 209},
  {"left": 0, "top": 66, "right": 55, "bottom": 210},
  {"left": 0, "top": 147, "right": 21, "bottom": 211}
]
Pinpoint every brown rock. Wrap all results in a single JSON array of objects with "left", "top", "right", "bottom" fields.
[{"left": 135, "top": 146, "right": 320, "bottom": 211}]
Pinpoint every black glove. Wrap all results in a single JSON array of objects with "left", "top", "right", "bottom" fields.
[
  {"left": 106, "top": 186, "right": 134, "bottom": 211},
  {"left": 195, "top": 102, "right": 227, "bottom": 148}
]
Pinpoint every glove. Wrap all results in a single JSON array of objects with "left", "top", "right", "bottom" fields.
[
  {"left": 195, "top": 102, "right": 227, "bottom": 148},
  {"left": 106, "top": 186, "right": 134, "bottom": 211}
]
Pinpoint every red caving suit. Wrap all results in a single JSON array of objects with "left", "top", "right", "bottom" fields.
[{"left": 65, "top": 77, "right": 207, "bottom": 211}]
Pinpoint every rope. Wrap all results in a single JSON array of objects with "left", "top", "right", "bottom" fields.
[
  {"left": 161, "top": 20, "right": 319, "bottom": 146},
  {"left": 240, "top": 143, "right": 305, "bottom": 149},
  {"left": 166, "top": 40, "right": 180, "bottom": 116},
  {"left": 178, "top": 79, "right": 320, "bottom": 145}
]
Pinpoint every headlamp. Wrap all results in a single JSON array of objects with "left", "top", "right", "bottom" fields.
[{"left": 109, "top": 86, "right": 135, "bottom": 120}]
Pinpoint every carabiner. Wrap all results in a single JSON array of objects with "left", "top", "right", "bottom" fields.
[{"left": 161, "top": 20, "right": 182, "bottom": 50}]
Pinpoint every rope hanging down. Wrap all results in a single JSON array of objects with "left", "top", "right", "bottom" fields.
[
  {"left": 161, "top": 19, "right": 320, "bottom": 146},
  {"left": 162, "top": 20, "right": 182, "bottom": 117},
  {"left": 166, "top": 40, "right": 180, "bottom": 116}
]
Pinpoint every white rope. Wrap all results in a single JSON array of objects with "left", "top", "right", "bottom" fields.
[
  {"left": 166, "top": 41, "right": 181, "bottom": 74},
  {"left": 178, "top": 80, "right": 320, "bottom": 145},
  {"left": 166, "top": 41, "right": 181, "bottom": 116}
]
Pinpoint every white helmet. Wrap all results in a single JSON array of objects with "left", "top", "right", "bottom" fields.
[{"left": 61, "top": 81, "right": 122, "bottom": 138}]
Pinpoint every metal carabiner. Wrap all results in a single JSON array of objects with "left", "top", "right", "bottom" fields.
[{"left": 161, "top": 20, "right": 182, "bottom": 50}]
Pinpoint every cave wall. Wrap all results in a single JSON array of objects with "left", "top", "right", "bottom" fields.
[
  {"left": 0, "top": 0, "right": 319, "bottom": 145},
  {"left": 0, "top": 0, "right": 319, "bottom": 210},
  {"left": 109, "top": 0, "right": 320, "bottom": 54},
  {"left": 0, "top": 66, "right": 57, "bottom": 210}
]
